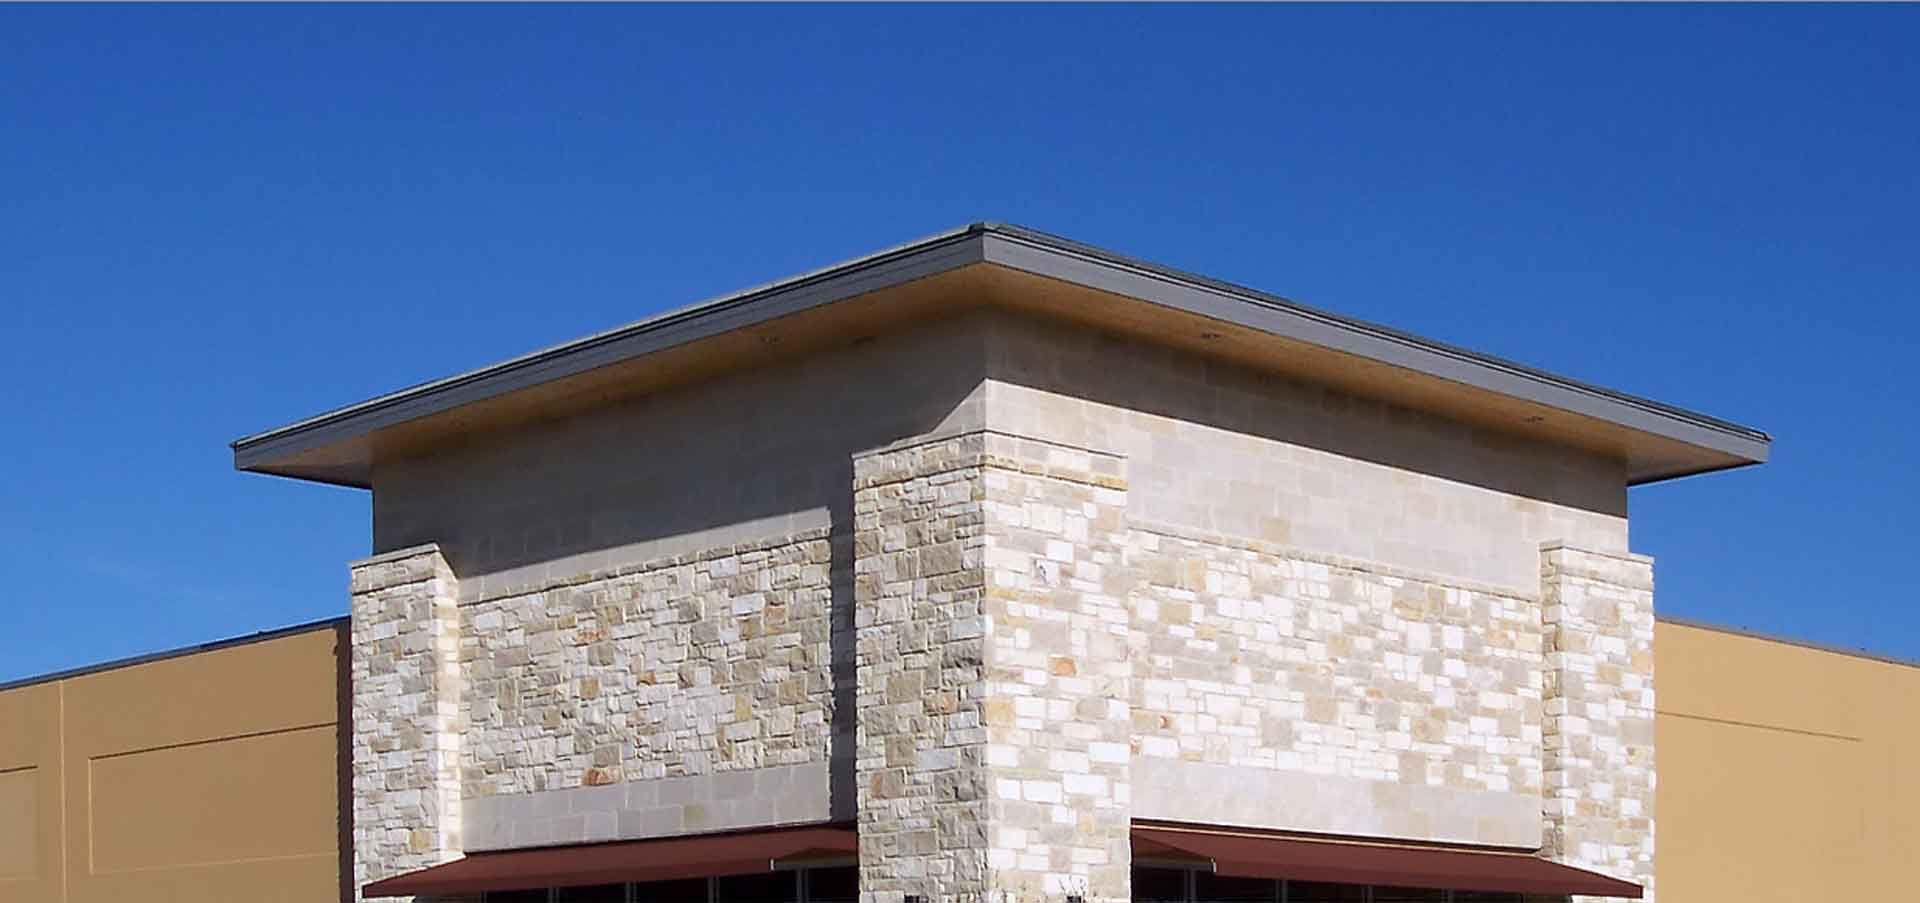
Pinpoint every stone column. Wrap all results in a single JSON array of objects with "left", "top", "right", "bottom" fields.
[
  {"left": 1539, "top": 543, "right": 1656, "bottom": 902},
  {"left": 853, "top": 434, "right": 992, "bottom": 903},
  {"left": 350, "top": 544, "right": 464, "bottom": 901},
  {"left": 977, "top": 434, "right": 1132, "bottom": 903},
  {"left": 852, "top": 431, "right": 1135, "bottom": 903}
]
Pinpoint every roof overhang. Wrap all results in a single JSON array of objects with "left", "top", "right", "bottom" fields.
[
  {"left": 1134, "top": 822, "right": 1642, "bottom": 897},
  {"left": 233, "top": 223, "right": 1769, "bottom": 488},
  {"left": 361, "top": 824, "right": 857, "bottom": 897}
]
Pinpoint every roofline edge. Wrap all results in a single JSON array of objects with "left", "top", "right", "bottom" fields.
[
  {"left": 232, "top": 222, "right": 1770, "bottom": 485},
  {"left": 1658, "top": 613, "right": 1920, "bottom": 671},
  {"left": 0, "top": 615, "right": 350, "bottom": 694}
]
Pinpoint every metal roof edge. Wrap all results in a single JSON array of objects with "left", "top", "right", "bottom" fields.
[
  {"left": 976, "top": 224, "right": 1771, "bottom": 472},
  {"left": 232, "top": 221, "right": 1770, "bottom": 483},
  {"left": 1657, "top": 614, "right": 1920, "bottom": 671},
  {"left": 231, "top": 224, "right": 992, "bottom": 470},
  {"left": 0, "top": 615, "right": 349, "bottom": 694}
]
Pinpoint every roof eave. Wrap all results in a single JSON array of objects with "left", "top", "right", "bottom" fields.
[{"left": 233, "top": 222, "right": 1770, "bottom": 487}]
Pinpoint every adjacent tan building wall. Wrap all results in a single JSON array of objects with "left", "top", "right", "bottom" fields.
[
  {"left": 0, "top": 621, "right": 345, "bottom": 903},
  {"left": 1656, "top": 620, "right": 1918, "bottom": 900}
]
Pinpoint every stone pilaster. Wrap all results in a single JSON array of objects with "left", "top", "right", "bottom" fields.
[
  {"left": 1539, "top": 543, "right": 1656, "bottom": 902},
  {"left": 978, "top": 434, "right": 1132, "bottom": 903},
  {"left": 853, "top": 434, "right": 991, "bottom": 903},
  {"left": 350, "top": 544, "right": 464, "bottom": 901}
]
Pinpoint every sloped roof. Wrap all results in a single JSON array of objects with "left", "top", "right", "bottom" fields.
[{"left": 232, "top": 222, "right": 1768, "bottom": 487}]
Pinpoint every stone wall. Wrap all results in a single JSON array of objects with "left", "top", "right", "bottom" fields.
[
  {"left": 1541, "top": 544, "right": 1657, "bottom": 902},
  {"left": 344, "top": 311, "right": 1665, "bottom": 901},
  {"left": 349, "top": 544, "right": 463, "bottom": 902},
  {"left": 852, "top": 434, "right": 992, "bottom": 903},
  {"left": 1126, "top": 523, "right": 1546, "bottom": 831},
  {"left": 459, "top": 528, "right": 839, "bottom": 845},
  {"left": 978, "top": 435, "right": 1134, "bottom": 903}
]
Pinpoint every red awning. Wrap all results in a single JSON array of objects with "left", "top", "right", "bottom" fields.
[
  {"left": 1133, "top": 825, "right": 1643, "bottom": 898},
  {"left": 361, "top": 825, "right": 857, "bottom": 898}
]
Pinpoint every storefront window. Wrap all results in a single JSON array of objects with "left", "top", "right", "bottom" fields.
[
  {"left": 633, "top": 878, "right": 709, "bottom": 903},
  {"left": 806, "top": 867, "right": 859, "bottom": 903},
  {"left": 716, "top": 871, "right": 799, "bottom": 903},
  {"left": 557, "top": 884, "right": 629, "bottom": 903},
  {"left": 1132, "top": 866, "right": 1189, "bottom": 903},
  {"left": 1284, "top": 882, "right": 1367, "bottom": 903},
  {"left": 1194, "top": 872, "right": 1276, "bottom": 903},
  {"left": 1370, "top": 888, "right": 1445, "bottom": 903}
]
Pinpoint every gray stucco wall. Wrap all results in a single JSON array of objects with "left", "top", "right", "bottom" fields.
[{"left": 371, "top": 314, "right": 993, "bottom": 601}]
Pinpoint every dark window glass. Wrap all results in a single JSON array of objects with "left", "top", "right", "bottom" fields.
[
  {"left": 716, "top": 871, "right": 797, "bottom": 903},
  {"left": 1284, "top": 883, "right": 1365, "bottom": 903},
  {"left": 1453, "top": 894, "right": 1523, "bottom": 903},
  {"left": 487, "top": 892, "right": 551, "bottom": 903},
  {"left": 557, "top": 885, "right": 628, "bottom": 903},
  {"left": 1371, "top": 888, "right": 1445, "bottom": 903},
  {"left": 1195, "top": 872, "right": 1275, "bottom": 903},
  {"left": 634, "top": 878, "right": 709, "bottom": 903},
  {"left": 1133, "top": 867, "right": 1188, "bottom": 903},
  {"left": 807, "top": 867, "right": 858, "bottom": 903}
]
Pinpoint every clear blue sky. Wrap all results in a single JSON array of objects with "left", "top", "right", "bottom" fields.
[{"left": 3, "top": 5, "right": 1915, "bottom": 682}]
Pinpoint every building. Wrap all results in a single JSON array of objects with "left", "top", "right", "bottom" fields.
[
  {"left": 2, "top": 225, "right": 1911, "bottom": 902},
  {"left": 0, "top": 619, "right": 348, "bottom": 903}
]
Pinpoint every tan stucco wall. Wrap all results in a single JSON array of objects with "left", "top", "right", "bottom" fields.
[
  {"left": 1656, "top": 620, "right": 1918, "bottom": 900},
  {"left": 0, "top": 622, "right": 345, "bottom": 903}
]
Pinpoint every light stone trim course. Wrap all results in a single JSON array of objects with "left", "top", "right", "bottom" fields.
[
  {"left": 1131, "top": 759, "right": 1540, "bottom": 849},
  {"left": 463, "top": 761, "right": 836, "bottom": 851},
  {"left": 350, "top": 544, "right": 464, "bottom": 902}
]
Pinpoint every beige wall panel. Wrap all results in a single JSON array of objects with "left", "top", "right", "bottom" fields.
[
  {"left": 1657, "top": 714, "right": 1870, "bottom": 899},
  {"left": 0, "top": 625, "right": 344, "bottom": 903},
  {"left": 59, "top": 625, "right": 341, "bottom": 754},
  {"left": 0, "top": 769, "right": 39, "bottom": 880},
  {"left": 1657, "top": 624, "right": 1873, "bottom": 741},
  {"left": 1657, "top": 621, "right": 1918, "bottom": 899},
  {"left": 88, "top": 724, "right": 336, "bottom": 873},
  {"left": 1890, "top": 666, "right": 1919, "bottom": 887},
  {"left": 0, "top": 682, "right": 63, "bottom": 903},
  {"left": 75, "top": 856, "right": 340, "bottom": 903},
  {"left": 62, "top": 627, "right": 342, "bottom": 903}
]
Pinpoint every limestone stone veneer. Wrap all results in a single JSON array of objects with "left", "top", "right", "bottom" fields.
[{"left": 351, "top": 429, "right": 1655, "bottom": 903}]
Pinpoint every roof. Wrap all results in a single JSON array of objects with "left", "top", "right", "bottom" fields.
[{"left": 233, "top": 222, "right": 1770, "bottom": 487}]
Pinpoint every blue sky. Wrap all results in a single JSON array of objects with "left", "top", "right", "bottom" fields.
[{"left": 2, "top": 5, "right": 1915, "bottom": 681}]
